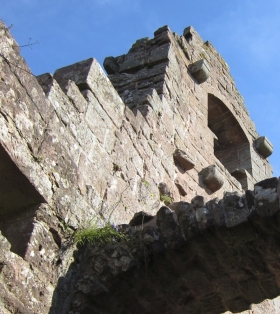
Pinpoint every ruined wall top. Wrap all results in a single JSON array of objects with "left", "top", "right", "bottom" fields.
[
  {"left": 104, "top": 25, "right": 273, "bottom": 189},
  {"left": 0, "top": 20, "right": 276, "bottom": 313}
]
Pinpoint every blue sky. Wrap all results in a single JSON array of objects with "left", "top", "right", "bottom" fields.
[{"left": 2, "top": 0, "right": 280, "bottom": 176}]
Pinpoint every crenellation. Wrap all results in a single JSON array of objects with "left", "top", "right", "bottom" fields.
[{"left": 0, "top": 19, "right": 278, "bottom": 313}]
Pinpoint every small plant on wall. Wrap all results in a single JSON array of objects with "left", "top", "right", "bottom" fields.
[
  {"left": 74, "top": 223, "right": 127, "bottom": 246},
  {"left": 160, "top": 194, "right": 173, "bottom": 206}
]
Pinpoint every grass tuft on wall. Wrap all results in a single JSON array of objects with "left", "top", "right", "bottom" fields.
[{"left": 75, "top": 224, "right": 127, "bottom": 246}]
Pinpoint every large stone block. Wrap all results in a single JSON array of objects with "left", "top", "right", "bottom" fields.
[
  {"left": 148, "top": 43, "right": 170, "bottom": 66},
  {"left": 53, "top": 58, "right": 124, "bottom": 128},
  {"left": 36, "top": 72, "right": 53, "bottom": 94},
  {"left": 57, "top": 79, "right": 88, "bottom": 113},
  {"left": 183, "top": 26, "right": 204, "bottom": 45},
  {"left": 254, "top": 177, "right": 279, "bottom": 216},
  {"left": 206, "top": 198, "right": 226, "bottom": 227},
  {"left": 173, "top": 202, "right": 200, "bottom": 240},
  {"left": 173, "top": 148, "right": 195, "bottom": 171},
  {"left": 200, "top": 165, "right": 224, "bottom": 192},
  {"left": 174, "top": 176, "right": 188, "bottom": 196},
  {"left": 191, "top": 195, "right": 214, "bottom": 230},
  {"left": 103, "top": 56, "right": 120, "bottom": 75},
  {"left": 156, "top": 206, "right": 184, "bottom": 248},
  {"left": 129, "top": 211, "right": 154, "bottom": 226},
  {"left": 255, "top": 136, "right": 273, "bottom": 158},
  {"left": 223, "top": 192, "right": 249, "bottom": 228},
  {"left": 189, "top": 59, "right": 210, "bottom": 84}
]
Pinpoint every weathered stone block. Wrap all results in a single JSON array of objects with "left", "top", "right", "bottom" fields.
[
  {"left": 53, "top": 58, "right": 124, "bottom": 128},
  {"left": 206, "top": 198, "right": 226, "bottom": 227},
  {"left": 245, "top": 190, "right": 255, "bottom": 209},
  {"left": 174, "top": 176, "right": 188, "bottom": 196},
  {"left": 36, "top": 72, "right": 53, "bottom": 95},
  {"left": 129, "top": 211, "right": 154, "bottom": 226},
  {"left": 191, "top": 195, "right": 205, "bottom": 208},
  {"left": 223, "top": 192, "right": 249, "bottom": 228},
  {"left": 156, "top": 206, "right": 184, "bottom": 248},
  {"left": 200, "top": 165, "right": 224, "bottom": 192},
  {"left": 189, "top": 59, "right": 210, "bottom": 84},
  {"left": 103, "top": 56, "right": 120, "bottom": 74},
  {"left": 255, "top": 136, "right": 273, "bottom": 158},
  {"left": 57, "top": 79, "right": 88, "bottom": 113},
  {"left": 174, "top": 202, "right": 200, "bottom": 240},
  {"left": 154, "top": 25, "right": 170, "bottom": 36},
  {"left": 154, "top": 25, "right": 172, "bottom": 45},
  {"left": 173, "top": 148, "right": 195, "bottom": 171},
  {"left": 141, "top": 226, "right": 165, "bottom": 253},
  {"left": 119, "top": 51, "right": 147, "bottom": 73},
  {"left": 0, "top": 230, "right": 54, "bottom": 314},
  {"left": 158, "top": 182, "right": 171, "bottom": 196},
  {"left": 148, "top": 43, "right": 170, "bottom": 66},
  {"left": 254, "top": 177, "right": 279, "bottom": 216},
  {"left": 183, "top": 26, "right": 204, "bottom": 45},
  {"left": 191, "top": 195, "right": 214, "bottom": 229}
]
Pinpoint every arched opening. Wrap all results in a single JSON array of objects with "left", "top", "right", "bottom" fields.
[
  {"left": 0, "top": 143, "right": 45, "bottom": 257},
  {"left": 208, "top": 94, "right": 252, "bottom": 189}
]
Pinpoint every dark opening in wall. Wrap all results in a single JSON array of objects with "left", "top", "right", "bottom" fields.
[
  {"left": 208, "top": 94, "right": 252, "bottom": 189},
  {"left": 0, "top": 143, "right": 45, "bottom": 257}
]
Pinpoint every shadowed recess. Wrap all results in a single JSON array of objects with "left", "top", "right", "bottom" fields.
[
  {"left": 0, "top": 143, "right": 45, "bottom": 217},
  {"left": 208, "top": 94, "right": 252, "bottom": 188}
]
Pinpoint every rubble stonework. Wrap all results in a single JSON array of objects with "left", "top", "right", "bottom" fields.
[
  {"left": 51, "top": 178, "right": 280, "bottom": 313},
  {"left": 0, "top": 18, "right": 278, "bottom": 314}
]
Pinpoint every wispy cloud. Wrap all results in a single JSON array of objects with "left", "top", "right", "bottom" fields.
[{"left": 201, "top": 1, "right": 280, "bottom": 68}]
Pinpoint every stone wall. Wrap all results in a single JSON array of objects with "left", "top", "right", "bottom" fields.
[
  {"left": 105, "top": 26, "right": 272, "bottom": 192},
  {"left": 0, "top": 19, "right": 276, "bottom": 314},
  {"left": 50, "top": 178, "right": 280, "bottom": 314}
]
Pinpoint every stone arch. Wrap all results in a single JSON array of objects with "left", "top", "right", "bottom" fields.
[{"left": 208, "top": 94, "right": 252, "bottom": 189}]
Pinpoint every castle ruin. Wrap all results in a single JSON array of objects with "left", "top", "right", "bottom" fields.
[{"left": 0, "top": 20, "right": 279, "bottom": 313}]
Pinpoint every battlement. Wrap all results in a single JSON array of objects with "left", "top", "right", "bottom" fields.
[{"left": 0, "top": 21, "right": 275, "bottom": 313}]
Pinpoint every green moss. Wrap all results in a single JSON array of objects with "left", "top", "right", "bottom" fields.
[
  {"left": 200, "top": 52, "right": 207, "bottom": 59},
  {"left": 74, "top": 224, "right": 127, "bottom": 246},
  {"left": 33, "top": 155, "right": 43, "bottom": 163},
  {"left": 160, "top": 194, "right": 173, "bottom": 205},
  {"left": 142, "top": 180, "right": 150, "bottom": 187}
]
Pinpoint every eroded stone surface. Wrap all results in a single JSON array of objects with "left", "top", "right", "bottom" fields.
[
  {"left": 0, "top": 19, "right": 277, "bottom": 314},
  {"left": 52, "top": 181, "right": 280, "bottom": 313},
  {"left": 173, "top": 148, "right": 196, "bottom": 171},
  {"left": 200, "top": 165, "right": 224, "bottom": 192}
]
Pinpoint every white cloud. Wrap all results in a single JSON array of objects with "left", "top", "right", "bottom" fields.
[{"left": 201, "top": 1, "right": 280, "bottom": 68}]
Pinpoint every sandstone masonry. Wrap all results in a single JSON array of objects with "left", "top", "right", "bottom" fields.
[{"left": 0, "top": 19, "right": 276, "bottom": 314}]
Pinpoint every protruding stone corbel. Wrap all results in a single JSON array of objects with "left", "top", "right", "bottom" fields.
[
  {"left": 189, "top": 59, "right": 210, "bottom": 84},
  {"left": 200, "top": 165, "right": 224, "bottom": 192},
  {"left": 254, "top": 136, "right": 273, "bottom": 158},
  {"left": 173, "top": 149, "right": 195, "bottom": 171}
]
